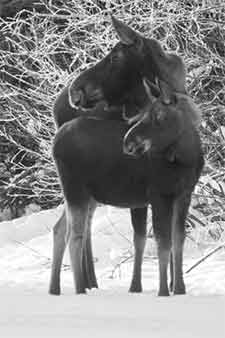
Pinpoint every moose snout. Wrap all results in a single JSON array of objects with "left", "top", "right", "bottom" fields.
[{"left": 123, "top": 135, "right": 151, "bottom": 157}]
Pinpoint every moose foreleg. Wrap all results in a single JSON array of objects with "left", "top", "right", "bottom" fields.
[
  {"left": 171, "top": 194, "right": 190, "bottom": 295},
  {"left": 129, "top": 207, "right": 148, "bottom": 293},
  {"left": 152, "top": 196, "right": 173, "bottom": 296},
  {"left": 82, "top": 200, "right": 98, "bottom": 289}
]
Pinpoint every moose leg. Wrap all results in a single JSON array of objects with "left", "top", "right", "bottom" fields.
[
  {"left": 53, "top": 153, "right": 91, "bottom": 293},
  {"left": 49, "top": 205, "right": 94, "bottom": 294},
  {"left": 129, "top": 207, "right": 148, "bottom": 293},
  {"left": 49, "top": 209, "right": 66, "bottom": 295},
  {"left": 171, "top": 193, "right": 191, "bottom": 295},
  {"left": 67, "top": 201, "right": 90, "bottom": 294},
  {"left": 169, "top": 251, "right": 174, "bottom": 292},
  {"left": 152, "top": 196, "right": 173, "bottom": 296},
  {"left": 49, "top": 209, "right": 67, "bottom": 295},
  {"left": 82, "top": 199, "right": 98, "bottom": 289}
]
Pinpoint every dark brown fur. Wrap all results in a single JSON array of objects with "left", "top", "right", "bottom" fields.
[
  {"left": 49, "top": 17, "right": 188, "bottom": 295},
  {"left": 53, "top": 16, "right": 186, "bottom": 128},
  {"left": 51, "top": 80, "right": 204, "bottom": 296}
]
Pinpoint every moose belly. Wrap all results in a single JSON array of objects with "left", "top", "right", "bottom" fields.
[
  {"left": 87, "top": 174, "right": 149, "bottom": 208},
  {"left": 87, "top": 159, "right": 197, "bottom": 208}
]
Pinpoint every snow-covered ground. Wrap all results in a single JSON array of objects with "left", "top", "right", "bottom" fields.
[{"left": 0, "top": 206, "right": 224, "bottom": 338}]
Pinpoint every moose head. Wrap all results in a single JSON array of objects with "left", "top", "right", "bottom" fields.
[
  {"left": 123, "top": 78, "right": 200, "bottom": 157},
  {"left": 68, "top": 16, "right": 187, "bottom": 113}
]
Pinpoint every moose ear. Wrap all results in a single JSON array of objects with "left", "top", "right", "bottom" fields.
[
  {"left": 158, "top": 80, "right": 173, "bottom": 104},
  {"left": 111, "top": 15, "right": 143, "bottom": 50},
  {"left": 143, "top": 78, "right": 159, "bottom": 104}
]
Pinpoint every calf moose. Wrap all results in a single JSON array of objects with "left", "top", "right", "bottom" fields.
[
  {"left": 52, "top": 78, "right": 203, "bottom": 296},
  {"left": 49, "top": 16, "right": 188, "bottom": 295}
]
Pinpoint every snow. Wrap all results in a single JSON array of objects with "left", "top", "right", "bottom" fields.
[{"left": 0, "top": 206, "right": 224, "bottom": 338}]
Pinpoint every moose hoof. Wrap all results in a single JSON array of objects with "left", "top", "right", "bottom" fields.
[
  {"left": 174, "top": 286, "right": 186, "bottom": 295},
  {"left": 129, "top": 284, "right": 143, "bottom": 293},
  {"left": 83, "top": 279, "right": 98, "bottom": 290},
  {"left": 91, "top": 281, "right": 99, "bottom": 289},
  {"left": 49, "top": 286, "right": 61, "bottom": 295},
  {"left": 158, "top": 289, "right": 170, "bottom": 297},
  {"left": 88, "top": 279, "right": 99, "bottom": 290},
  {"left": 76, "top": 287, "right": 87, "bottom": 295},
  {"left": 173, "top": 280, "right": 186, "bottom": 295}
]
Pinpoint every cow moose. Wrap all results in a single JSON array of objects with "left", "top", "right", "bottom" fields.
[
  {"left": 51, "top": 77, "right": 203, "bottom": 296},
  {"left": 49, "top": 16, "right": 188, "bottom": 295},
  {"left": 53, "top": 16, "right": 187, "bottom": 128}
]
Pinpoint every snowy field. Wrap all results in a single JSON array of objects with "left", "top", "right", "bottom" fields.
[{"left": 0, "top": 206, "right": 224, "bottom": 338}]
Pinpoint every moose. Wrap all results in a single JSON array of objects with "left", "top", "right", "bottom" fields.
[
  {"left": 51, "top": 75, "right": 203, "bottom": 296},
  {"left": 49, "top": 16, "right": 197, "bottom": 296},
  {"left": 53, "top": 16, "right": 187, "bottom": 128}
]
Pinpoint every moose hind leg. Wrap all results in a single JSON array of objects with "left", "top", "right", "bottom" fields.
[
  {"left": 169, "top": 251, "right": 174, "bottom": 292},
  {"left": 53, "top": 151, "right": 91, "bottom": 294},
  {"left": 49, "top": 209, "right": 67, "bottom": 295},
  {"left": 129, "top": 207, "right": 148, "bottom": 293},
  {"left": 152, "top": 196, "right": 173, "bottom": 296},
  {"left": 171, "top": 194, "right": 191, "bottom": 295},
  {"left": 82, "top": 228, "right": 98, "bottom": 289},
  {"left": 67, "top": 201, "right": 89, "bottom": 294},
  {"left": 82, "top": 199, "right": 98, "bottom": 289}
]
